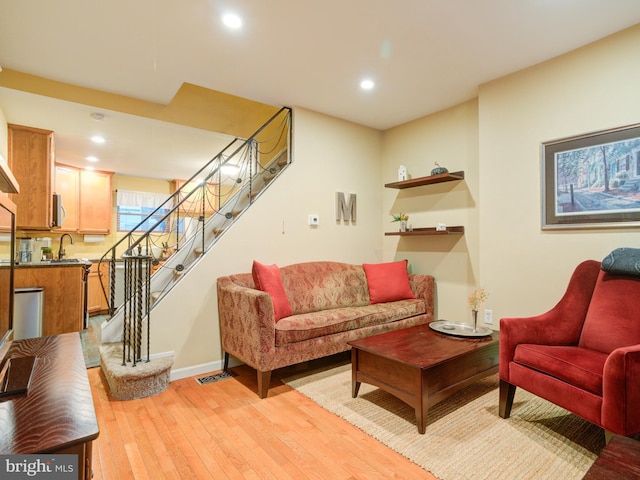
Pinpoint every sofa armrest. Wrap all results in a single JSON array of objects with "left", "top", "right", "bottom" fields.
[
  {"left": 217, "top": 276, "right": 277, "bottom": 370},
  {"left": 602, "top": 345, "right": 640, "bottom": 435},
  {"left": 408, "top": 273, "right": 435, "bottom": 320},
  {"left": 499, "top": 259, "right": 601, "bottom": 380}
]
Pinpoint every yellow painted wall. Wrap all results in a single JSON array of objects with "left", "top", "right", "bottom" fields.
[
  {"left": 382, "top": 24, "right": 640, "bottom": 330},
  {"left": 150, "top": 107, "right": 383, "bottom": 370},
  {"left": 478, "top": 24, "right": 640, "bottom": 320},
  {"left": 382, "top": 100, "right": 479, "bottom": 323},
  {"left": 0, "top": 108, "right": 7, "bottom": 164}
]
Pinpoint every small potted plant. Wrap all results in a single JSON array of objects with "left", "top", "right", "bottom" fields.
[
  {"left": 41, "top": 247, "right": 53, "bottom": 261},
  {"left": 391, "top": 213, "right": 409, "bottom": 232}
]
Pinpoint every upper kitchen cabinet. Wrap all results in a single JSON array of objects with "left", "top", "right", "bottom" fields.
[
  {"left": 8, "top": 124, "right": 55, "bottom": 230},
  {"left": 79, "top": 169, "right": 112, "bottom": 233},
  {"left": 54, "top": 164, "right": 80, "bottom": 231},
  {"left": 55, "top": 164, "right": 113, "bottom": 233}
]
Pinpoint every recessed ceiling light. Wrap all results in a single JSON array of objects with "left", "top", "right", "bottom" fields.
[
  {"left": 85, "top": 156, "right": 99, "bottom": 162},
  {"left": 360, "top": 79, "right": 375, "bottom": 90},
  {"left": 91, "top": 135, "right": 105, "bottom": 144},
  {"left": 222, "top": 13, "right": 242, "bottom": 29}
]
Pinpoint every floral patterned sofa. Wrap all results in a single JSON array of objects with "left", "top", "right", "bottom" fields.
[{"left": 217, "top": 260, "right": 435, "bottom": 398}]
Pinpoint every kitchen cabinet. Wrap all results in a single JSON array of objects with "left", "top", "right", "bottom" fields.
[
  {"left": 8, "top": 124, "right": 55, "bottom": 230},
  {"left": 15, "top": 264, "right": 87, "bottom": 336},
  {"left": 384, "top": 171, "right": 466, "bottom": 236},
  {"left": 87, "top": 261, "right": 109, "bottom": 315},
  {"left": 54, "top": 164, "right": 80, "bottom": 230},
  {"left": 55, "top": 164, "right": 113, "bottom": 233},
  {"left": 80, "top": 170, "right": 112, "bottom": 233}
]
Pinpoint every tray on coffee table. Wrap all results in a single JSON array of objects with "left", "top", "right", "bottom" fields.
[{"left": 429, "top": 320, "right": 493, "bottom": 337}]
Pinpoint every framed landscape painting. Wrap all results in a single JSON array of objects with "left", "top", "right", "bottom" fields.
[{"left": 541, "top": 123, "right": 640, "bottom": 229}]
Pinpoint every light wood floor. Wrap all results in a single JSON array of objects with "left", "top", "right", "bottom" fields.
[{"left": 88, "top": 361, "right": 437, "bottom": 480}]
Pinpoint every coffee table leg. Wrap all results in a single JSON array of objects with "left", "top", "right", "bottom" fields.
[
  {"left": 352, "top": 381, "right": 361, "bottom": 398},
  {"left": 416, "top": 372, "right": 427, "bottom": 434},
  {"left": 416, "top": 406, "right": 427, "bottom": 434},
  {"left": 351, "top": 348, "right": 361, "bottom": 398}
]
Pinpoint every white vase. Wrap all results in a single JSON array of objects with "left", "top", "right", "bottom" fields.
[{"left": 400, "top": 220, "right": 407, "bottom": 232}]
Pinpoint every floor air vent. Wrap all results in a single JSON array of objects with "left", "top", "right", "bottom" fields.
[{"left": 195, "top": 370, "right": 238, "bottom": 385}]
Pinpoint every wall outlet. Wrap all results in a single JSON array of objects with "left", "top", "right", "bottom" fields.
[
  {"left": 484, "top": 309, "right": 493, "bottom": 324},
  {"left": 308, "top": 214, "right": 320, "bottom": 226}
]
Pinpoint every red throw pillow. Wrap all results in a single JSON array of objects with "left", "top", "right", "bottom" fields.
[
  {"left": 362, "top": 260, "right": 416, "bottom": 305},
  {"left": 252, "top": 261, "right": 293, "bottom": 321}
]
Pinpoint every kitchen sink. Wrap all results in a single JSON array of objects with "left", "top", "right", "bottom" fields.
[{"left": 49, "top": 258, "right": 82, "bottom": 263}]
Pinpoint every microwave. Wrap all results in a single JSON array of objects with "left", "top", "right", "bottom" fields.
[{"left": 51, "top": 194, "right": 63, "bottom": 228}]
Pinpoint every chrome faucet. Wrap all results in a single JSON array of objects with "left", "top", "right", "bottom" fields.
[{"left": 58, "top": 233, "right": 74, "bottom": 259}]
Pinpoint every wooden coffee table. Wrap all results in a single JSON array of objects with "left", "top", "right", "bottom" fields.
[{"left": 348, "top": 323, "right": 499, "bottom": 434}]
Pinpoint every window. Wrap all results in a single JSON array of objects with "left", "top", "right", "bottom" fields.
[{"left": 116, "top": 190, "right": 170, "bottom": 233}]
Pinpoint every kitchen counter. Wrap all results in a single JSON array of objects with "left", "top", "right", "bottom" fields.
[
  {"left": 14, "top": 259, "right": 92, "bottom": 268},
  {"left": 14, "top": 263, "right": 88, "bottom": 336}
]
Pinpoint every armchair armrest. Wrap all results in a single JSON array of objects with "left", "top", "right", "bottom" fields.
[
  {"left": 602, "top": 345, "right": 640, "bottom": 435},
  {"left": 499, "top": 260, "right": 601, "bottom": 379},
  {"left": 217, "top": 276, "right": 277, "bottom": 371},
  {"left": 409, "top": 273, "right": 435, "bottom": 321}
]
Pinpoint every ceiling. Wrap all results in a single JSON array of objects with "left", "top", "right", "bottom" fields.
[
  {"left": 1, "top": 0, "right": 640, "bottom": 179},
  {"left": 0, "top": 87, "right": 237, "bottom": 180}
]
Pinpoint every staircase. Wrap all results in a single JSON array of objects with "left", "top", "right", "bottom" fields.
[{"left": 97, "top": 107, "right": 292, "bottom": 398}]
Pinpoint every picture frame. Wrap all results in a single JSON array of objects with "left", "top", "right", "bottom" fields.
[{"left": 541, "top": 123, "right": 640, "bottom": 229}]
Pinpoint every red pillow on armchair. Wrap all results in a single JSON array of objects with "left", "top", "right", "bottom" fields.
[
  {"left": 252, "top": 261, "right": 293, "bottom": 321},
  {"left": 363, "top": 260, "right": 416, "bottom": 304}
]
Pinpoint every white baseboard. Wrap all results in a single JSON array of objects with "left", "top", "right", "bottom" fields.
[
  {"left": 150, "top": 351, "right": 174, "bottom": 361},
  {"left": 168, "top": 356, "right": 243, "bottom": 381}
]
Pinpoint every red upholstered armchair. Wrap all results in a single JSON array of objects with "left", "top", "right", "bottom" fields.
[{"left": 499, "top": 259, "right": 640, "bottom": 440}]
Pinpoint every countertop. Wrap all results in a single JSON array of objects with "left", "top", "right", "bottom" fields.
[{"left": 13, "top": 259, "right": 92, "bottom": 268}]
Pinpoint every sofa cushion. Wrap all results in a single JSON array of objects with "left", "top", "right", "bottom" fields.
[
  {"left": 513, "top": 344, "right": 607, "bottom": 395},
  {"left": 275, "top": 298, "right": 425, "bottom": 346},
  {"left": 252, "top": 261, "right": 292, "bottom": 321},
  {"left": 363, "top": 260, "right": 416, "bottom": 305},
  {"left": 579, "top": 270, "right": 640, "bottom": 354},
  {"left": 280, "top": 262, "right": 370, "bottom": 315}
]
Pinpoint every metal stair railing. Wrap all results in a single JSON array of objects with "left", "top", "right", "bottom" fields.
[{"left": 96, "top": 106, "right": 291, "bottom": 362}]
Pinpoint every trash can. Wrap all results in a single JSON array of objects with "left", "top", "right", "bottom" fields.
[{"left": 14, "top": 287, "right": 44, "bottom": 340}]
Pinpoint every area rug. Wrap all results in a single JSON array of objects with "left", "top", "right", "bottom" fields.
[{"left": 283, "top": 363, "right": 604, "bottom": 480}]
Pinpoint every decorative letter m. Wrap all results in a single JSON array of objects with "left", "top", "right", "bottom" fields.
[{"left": 336, "top": 192, "right": 357, "bottom": 223}]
